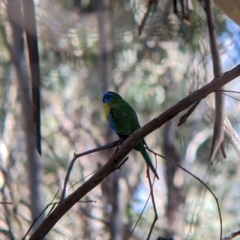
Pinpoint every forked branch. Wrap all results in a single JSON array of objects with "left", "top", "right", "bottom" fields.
[{"left": 29, "top": 65, "right": 240, "bottom": 240}]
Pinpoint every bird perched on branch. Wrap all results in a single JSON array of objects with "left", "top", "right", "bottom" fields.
[{"left": 102, "top": 91, "right": 159, "bottom": 179}]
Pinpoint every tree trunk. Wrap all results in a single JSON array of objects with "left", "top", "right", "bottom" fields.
[
  {"left": 163, "top": 121, "right": 185, "bottom": 239},
  {"left": 7, "top": 0, "right": 45, "bottom": 232}
]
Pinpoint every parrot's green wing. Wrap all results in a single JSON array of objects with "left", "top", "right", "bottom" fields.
[
  {"left": 109, "top": 100, "right": 140, "bottom": 138},
  {"left": 109, "top": 99, "right": 159, "bottom": 179}
]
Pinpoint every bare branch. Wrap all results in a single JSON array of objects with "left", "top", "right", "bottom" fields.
[
  {"left": 148, "top": 148, "right": 222, "bottom": 240},
  {"left": 204, "top": 0, "right": 225, "bottom": 163},
  {"left": 222, "top": 230, "right": 240, "bottom": 240},
  {"left": 127, "top": 171, "right": 155, "bottom": 240},
  {"left": 29, "top": 65, "right": 240, "bottom": 239},
  {"left": 60, "top": 140, "right": 121, "bottom": 201},
  {"left": 178, "top": 100, "right": 201, "bottom": 126},
  {"left": 138, "top": 0, "right": 159, "bottom": 35},
  {"left": 146, "top": 169, "right": 158, "bottom": 240}
]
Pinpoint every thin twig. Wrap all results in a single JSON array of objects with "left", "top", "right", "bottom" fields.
[
  {"left": 114, "top": 157, "right": 129, "bottom": 170},
  {"left": 178, "top": 100, "right": 200, "bottom": 126},
  {"left": 147, "top": 147, "right": 222, "bottom": 240},
  {"left": 67, "top": 169, "right": 100, "bottom": 191},
  {"left": 127, "top": 186, "right": 152, "bottom": 240},
  {"left": 0, "top": 202, "right": 13, "bottom": 204},
  {"left": 138, "top": 6, "right": 152, "bottom": 36},
  {"left": 60, "top": 140, "right": 121, "bottom": 201},
  {"left": 1, "top": 186, "right": 14, "bottom": 239},
  {"left": 138, "top": 0, "right": 159, "bottom": 35},
  {"left": 22, "top": 189, "right": 59, "bottom": 240},
  {"left": 24, "top": 197, "right": 96, "bottom": 238},
  {"left": 218, "top": 90, "right": 240, "bottom": 94},
  {"left": 127, "top": 166, "right": 158, "bottom": 240},
  {"left": 222, "top": 93, "right": 240, "bottom": 102},
  {"left": 146, "top": 167, "right": 158, "bottom": 240},
  {"left": 69, "top": 156, "right": 128, "bottom": 192}
]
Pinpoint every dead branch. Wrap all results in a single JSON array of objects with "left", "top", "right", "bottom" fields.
[{"left": 60, "top": 140, "right": 121, "bottom": 201}]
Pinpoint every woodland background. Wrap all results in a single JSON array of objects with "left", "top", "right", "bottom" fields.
[{"left": 0, "top": 0, "right": 240, "bottom": 239}]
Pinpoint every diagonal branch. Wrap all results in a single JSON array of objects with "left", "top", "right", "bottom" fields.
[{"left": 29, "top": 65, "right": 240, "bottom": 240}]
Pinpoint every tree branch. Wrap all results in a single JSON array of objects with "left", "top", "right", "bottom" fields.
[
  {"left": 204, "top": 0, "right": 225, "bottom": 162},
  {"left": 29, "top": 65, "right": 240, "bottom": 239}
]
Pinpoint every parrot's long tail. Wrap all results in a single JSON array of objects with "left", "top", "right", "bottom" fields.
[{"left": 139, "top": 145, "right": 159, "bottom": 179}]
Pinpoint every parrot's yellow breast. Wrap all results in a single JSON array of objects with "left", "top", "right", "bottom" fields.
[{"left": 104, "top": 103, "right": 112, "bottom": 121}]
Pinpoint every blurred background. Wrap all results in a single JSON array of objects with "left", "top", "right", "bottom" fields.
[{"left": 0, "top": 0, "right": 240, "bottom": 239}]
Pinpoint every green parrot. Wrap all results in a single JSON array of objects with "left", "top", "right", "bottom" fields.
[{"left": 102, "top": 91, "right": 159, "bottom": 179}]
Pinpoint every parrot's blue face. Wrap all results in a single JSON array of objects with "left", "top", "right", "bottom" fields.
[{"left": 102, "top": 91, "right": 122, "bottom": 104}]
